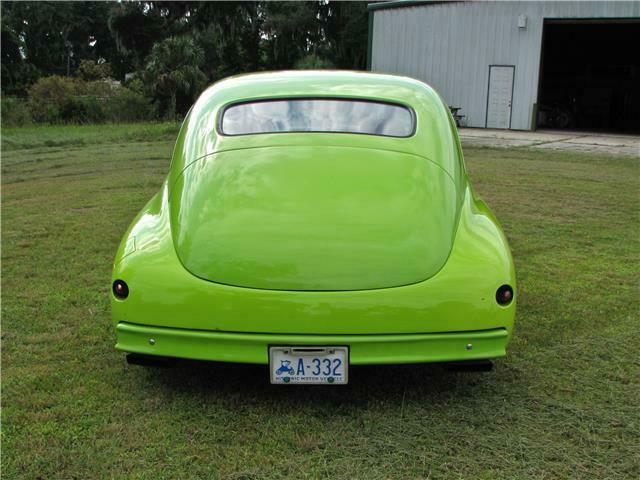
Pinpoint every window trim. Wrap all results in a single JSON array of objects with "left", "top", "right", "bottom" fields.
[{"left": 217, "top": 97, "right": 417, "bottom": 138}]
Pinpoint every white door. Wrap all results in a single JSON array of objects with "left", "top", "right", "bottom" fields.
[{"left": 486, "top": 66, "right": 514, "bottom": 129}]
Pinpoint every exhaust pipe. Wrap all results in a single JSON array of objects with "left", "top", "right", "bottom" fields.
[
  {"left": 126, "top": 353, "right": 176, "bottom": 368},
  {"left": 446, "top": 359, "right": 493, "bottom": 372}
]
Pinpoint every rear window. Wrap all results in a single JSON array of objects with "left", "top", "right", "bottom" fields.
[{"left": 220, "top": 98, "right": 415, "bottom": 137}]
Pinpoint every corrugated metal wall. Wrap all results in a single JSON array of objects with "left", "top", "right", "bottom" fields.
[{"left": 371, "top": 1, "right": 640, "bottom": 130}]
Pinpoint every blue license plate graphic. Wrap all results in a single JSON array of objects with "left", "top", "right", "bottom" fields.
[{"left": 269, "top": 346, "right": 349, "bottom": 385}]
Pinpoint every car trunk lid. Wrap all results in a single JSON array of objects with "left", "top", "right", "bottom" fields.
[{"left": 169, "top": 145, "right": 458, "bottom": 291}]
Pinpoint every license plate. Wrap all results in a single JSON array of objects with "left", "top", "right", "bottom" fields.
[{"left": 269, "top": 346, "right": 348, "bottom": 385}]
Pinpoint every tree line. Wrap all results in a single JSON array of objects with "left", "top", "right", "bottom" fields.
[{"left": 1, "top": 1, "right": 368, "bottom": 121}]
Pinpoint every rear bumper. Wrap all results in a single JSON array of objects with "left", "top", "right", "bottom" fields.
[{"left": 115, "top": 322, "right": 509, "bottom": 365}]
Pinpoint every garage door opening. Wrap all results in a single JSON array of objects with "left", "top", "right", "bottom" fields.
[{"left": 537, "top": 20, "right": 640, "bottom": 133}]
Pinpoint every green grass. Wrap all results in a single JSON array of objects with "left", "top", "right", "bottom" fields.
[
  {"left": 0, "top": 122, "right": 180, "bottom": 152},
  {"left": 2, "top": 124, "right": 639, "bottom": 479}
]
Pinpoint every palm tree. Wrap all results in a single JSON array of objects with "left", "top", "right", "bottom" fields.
[{"left": 144, "top": 36, "right": 207, "bottom": 119}]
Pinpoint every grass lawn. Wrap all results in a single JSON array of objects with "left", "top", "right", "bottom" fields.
[{"left": 2, "top": 124, "right": 639, "bottom": 479}]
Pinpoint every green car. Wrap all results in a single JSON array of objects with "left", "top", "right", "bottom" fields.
[{"left": 112, "top": 71, "right": 516, "bottom": 384}]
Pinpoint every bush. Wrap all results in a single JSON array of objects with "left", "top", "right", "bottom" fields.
[
  {"left": 295, "top": 54, "right": 335, "bottom": 70},
  {"left": 1, "top": 97, "right": 32, "bottom": 127},
  {"left": 104, "top": 88, "right": 157, "bottom": 122},
  {"left": 124, "top": 77, "right": 147, "bottom": 96},
  {"left": 83, "top": 80, "right": 115, "bottom": 98},
  {"left": 77, "top": 60, "right": 113, "bottom": 81},
  {"left": 27, "top": 75, "right": 78, "bottom": 123},
  {"left": 25, "top": 74, "right": 160, "bottom": 124},
  {"left": 65, "top": 96, "right": 106, "bottom": 124}
]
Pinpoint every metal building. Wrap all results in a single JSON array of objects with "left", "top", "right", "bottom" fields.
[{"left": 368, "top": 1, "right": 640, "bottom": 132}]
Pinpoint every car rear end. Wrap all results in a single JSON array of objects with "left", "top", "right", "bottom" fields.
[{"left": 111, "top": 72, "right": 516, "bottom": 383}]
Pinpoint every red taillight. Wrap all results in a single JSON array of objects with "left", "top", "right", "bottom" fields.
[
  {"left": 496, "top": 285, "right": 513, "bottom": 305},
  {"left": 113, "top": 280, "right": 129, "bottom": 299}
]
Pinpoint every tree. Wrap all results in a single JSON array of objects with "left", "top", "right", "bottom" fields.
[
  {"left": 259, "top": 1, "right": 366, "bottom": 71},
  {"left": 3, "top": 1, "right": 370, "bottom": 111},
  {"left": 143, "top": 36, "right": 207, "bottom": 118},
  {"left": 1, "top": 1, "right": 126, "bottom": 93},
  {"left": 323, "top": 2, "right": 368, "bottom": 69},
  {"left": 190, "top": 1, "right": 263, "bottom": 81},
  {"left": 261, "top": 2, "right": 324, "bottom": 70},
  {"left": 107, "top": 1, "right": 191, "bottom": 70},
  {"left": 1, "top": 4, "right": 40, "bottom": 95}
]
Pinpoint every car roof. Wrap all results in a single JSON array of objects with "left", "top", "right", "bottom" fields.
[
  {"left": 170, "top": 70, "right": 463, "bottom": 182},
  {"left": 206, "top": 70, "right": 437, "bottom": 107}
]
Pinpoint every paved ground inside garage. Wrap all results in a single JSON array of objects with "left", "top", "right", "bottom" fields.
[{"left": 459, "top": 128, "right": 640, "bottom": 157}]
